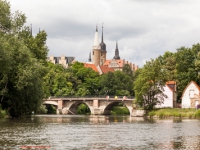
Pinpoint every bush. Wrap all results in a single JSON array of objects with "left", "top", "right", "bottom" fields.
[
  {"left": 148, "top": 111, "right": 156, "bottom": 117},
  {"left": 0, "top": 105, "right": 7, "bottom": 118},
  {"left": 37, "top": 104, "right": 48, "bottom": 114},
  {"left": 46, "top": 105, "right": 57, "bottom": 114},
  {"left": 195, "top": 110, "right": 200, "bottom": 118},
  {"left": 77, "top": 103, "right": 90, "bottom": 115},
  {"left": 111, "top": 106, "right": 129, "bottom": 115}
]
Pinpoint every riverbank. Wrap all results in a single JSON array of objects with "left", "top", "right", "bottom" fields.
[{"left": 148, "top": 108, "right": 200, "bottom": 118}]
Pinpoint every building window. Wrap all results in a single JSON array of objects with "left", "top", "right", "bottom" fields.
[
  {"left": 93, "top": 51, "right": 94, "bottom": 55},
  {"left": 189, "top": 89, "right": 194, "bottom": 98}
]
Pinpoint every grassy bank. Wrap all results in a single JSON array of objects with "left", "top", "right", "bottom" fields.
[{"left": 148, "top": 108, "right": 200, "bottom": 118}]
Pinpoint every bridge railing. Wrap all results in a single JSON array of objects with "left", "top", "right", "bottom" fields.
[{"left": 47, "top": 95, "right": 135, "bottom": 99}]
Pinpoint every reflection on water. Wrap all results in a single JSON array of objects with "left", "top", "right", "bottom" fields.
[{"left": 0, "top": 115, "right": 200, "bottom": 150}]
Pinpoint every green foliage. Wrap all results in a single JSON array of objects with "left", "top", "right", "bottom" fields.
[
  {"left": 110, "top": 106, "right": 129, "bottom": 115},
  {"left": 100, "top": 71, "right": 134, "bottom": 96},
  {"left": 46, "top": 105, "right": 56, "bottom": 114},
  {"left": 0, "top": 105, "right": 7, "bottom": 118},
  {"left": 148, "top": 108, "right": 199, "bottom": 118},
  {"left": 122, "top": 64, "right": 133, "bottom": 78},
  {"left": 175, "top": 46, "right": 199, "bottom": 100},
  {"left": 0, "top": 0, "right": 48, "bottom": 117},
  {"left": 37, "top": 104, "right": 47, "bottom": 114},
  {"left": 77, "top": 103, "right": 90, "bottom": 114},
  {"left": 195, "top": 110, "right": 200, "bottom": 118},
  {"left": 134, "top": 58, "right": 167, "bottom": 110}
]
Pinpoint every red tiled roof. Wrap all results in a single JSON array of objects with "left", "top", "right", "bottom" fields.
[
  {"left": 103, "top": 60, "right": 111, "bottom": 66},
  {"left": 116, "top": 60, "right": 123, "bottom": 67},
  {"left": 84, "top": 63, "right": 98, "bottom": 72},
  {"left": 99, "top": 66, "right": 114, "bottom": 74},
  {"left": 166, "top": 81, "right": 176, "bottom": 92}
]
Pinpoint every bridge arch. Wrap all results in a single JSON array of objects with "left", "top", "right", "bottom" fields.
[
  {"left": 62, "top": 101, "right": 92, "bottom": 115},
  {"left": 102, "top": 101, "right": 130, "bottom": 115},
  {"left": 43, "top": 101, "right": 58, "bottom": 106}
]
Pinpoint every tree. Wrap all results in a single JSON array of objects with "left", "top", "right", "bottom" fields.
[
  {"left": 158, "top": 51, "right": 176, "bottom": 81},
  {"left": 122, "top": 64, "right": 133, "bottom": 78},
  {"left": 175, "top": 46, "right": 199, "bottom": 100},
  {"left": 0, "top": 0, "right": 48, "bottom": 117},
  {"left": 99, "top": 71, "right": 134, "bottom": 96},
  {"left": 134, "top": 58, "right": 167, "bottom": 110}
]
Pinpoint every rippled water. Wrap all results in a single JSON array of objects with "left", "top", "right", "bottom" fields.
[{"left": 0, "top": 115, "right": 200, "bottom": 150}]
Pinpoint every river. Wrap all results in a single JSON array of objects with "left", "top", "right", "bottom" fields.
[{"left": 0, "top": 115, "right": 200, "bottom": 150}]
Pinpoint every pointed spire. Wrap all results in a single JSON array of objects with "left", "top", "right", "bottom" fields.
[
  {"left": 99, "top": 23, "right": 106, "bottom": 51},
  {"left": 113, "top": 41, "right": 120, "bottom": 60},
  {"left": 93, "top": 25, "right": 100, "bottom": 48},
  {"left": 101, "top": 23, "right": 104, "bottom": 42},
  {"left": 39, "top": 28, "right": 40, "bottom": 33},
  {"left": 96, "top": 24, "right": 98, "bottom": 32},
  {"left": 88, "top": 51, "right": 91, "bottom": 62}
]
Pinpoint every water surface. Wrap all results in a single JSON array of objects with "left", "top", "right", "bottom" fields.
[{"left": 0, "top": 115, "right": 200, "bottom": 150}]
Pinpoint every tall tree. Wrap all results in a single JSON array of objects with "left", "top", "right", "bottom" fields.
[
  {"left": 134, "top": 58, "right": 167, "bottom": 110},
  {"left": 175, "top": 46, "right": 199, "bottom": 100},
  {"left": 0, "top": 0, "right": 48, "bottom": 117}
]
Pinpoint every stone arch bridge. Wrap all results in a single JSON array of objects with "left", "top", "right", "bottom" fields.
[{"left": 44, "top": 96, "right": 136, "bottom": 116}]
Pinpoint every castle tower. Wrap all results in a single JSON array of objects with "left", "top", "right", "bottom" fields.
[
  {"left": 92, "top": 26, "right": 101, "bottom": 66},
  {"left": 99, "top": 25, "right": 107, "bottom": 65},
  {"left": 113, "top": 41, "right": 120, "bottom": 60}
]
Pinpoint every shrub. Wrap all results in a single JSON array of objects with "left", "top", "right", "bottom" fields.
[
  {"left": 0, "top": 106, "right": 7, "bottom": 118},
  {"left": 148, "top": 111, "right": 156, "bottom": 117},
  {"left": 37, "top": 104, "right": 48, "bottom": 114},
  {"left": 195, "top": 110, "right": 200, "bottom": 118}
]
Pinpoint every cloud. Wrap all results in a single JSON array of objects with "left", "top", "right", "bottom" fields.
[{"left": 9, "top": 0, "right": 200, "bottom": 67}]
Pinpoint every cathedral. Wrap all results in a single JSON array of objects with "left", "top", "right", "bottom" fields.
[
  {"left": 47, "top": 25, "right": 138, "bottom": 73},
  {"left": 89, "top": 26, "right": 138, "bottom": 72}
]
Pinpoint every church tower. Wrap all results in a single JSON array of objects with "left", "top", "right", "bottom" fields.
[
  {"left": 92, "top": 26, "right": 101, "bottom": 66},
  {"left": 92, "top": 25, "right": 107, "bottom": 66},
  {"left": 99, "top": 25, "right": 107, "bottom": 65},
  {"left": 113, "top": 41, "right": 120, "bottom": 60}
]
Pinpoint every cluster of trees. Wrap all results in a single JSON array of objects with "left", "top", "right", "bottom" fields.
[
  {"left": 2, "top": 0, "right": 200, "bottom": 116},
  {"left": 43, "top": 62, "right": 134, "bottom": 97},
  {"left": 0, "top": 0, "right": 134, "bottom": 117},
  {"left": 134, "top": 44, "right": 200, "bottom": 110},
  {"left": 0, "top": 0, "right": 48, "bottom": 117}
]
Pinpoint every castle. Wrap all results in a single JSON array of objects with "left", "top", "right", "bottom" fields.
[
  {"left": 48, "top": 25, "right": 138, "bottom": 72},
  {"left": 88, "top": 26, "right": 138, "bottom": 72}
]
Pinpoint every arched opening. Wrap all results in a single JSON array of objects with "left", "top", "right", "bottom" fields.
[
  {"left": 103, "top": 102, "right": 130, "bottom": 115},
  {"left": 42, "top": 104, "right": 57, "bottom": 114},
  {"left": 69, "top": 102, "right": 91, "bottom": 115}
]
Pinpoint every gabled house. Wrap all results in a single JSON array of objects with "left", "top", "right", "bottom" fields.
[
  {"left": 156, "top": 81, "right": 177, "bottom": 108},
  {"left": 181, "top": 81, "right": 200, "bottom": 108}
]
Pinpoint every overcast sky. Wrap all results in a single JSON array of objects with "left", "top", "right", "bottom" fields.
[{"left": 9, "top": 0, "right": 200, "bottom": 67}]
